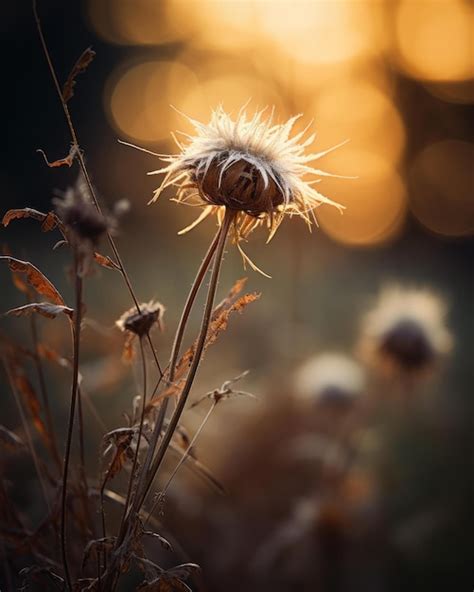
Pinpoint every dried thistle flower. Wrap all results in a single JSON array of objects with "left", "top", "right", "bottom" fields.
[
  {"left": 137, "top": 106, "right": 347, "bottom": 274},
  {"left": 294, "top": 353, "right": 366, "bottom": 408},
  {"left": 53, "top": 176, "right": 114, "bottom": 273},
  {"left": 359, "top": 286, "right": 453, "bottom": 376},
  {"left": 116, "top": 300, "right": 164, "bottom": 338}
]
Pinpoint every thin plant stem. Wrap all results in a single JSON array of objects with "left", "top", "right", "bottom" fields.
[
  {"left": 145, "top": 400, "right": 217, "bottom": 526},
  {"left": 138, "top": 209, "right": 234, "bottom": 511},
  {"left": 32, "top": 0, "right": 163, "bottom": 381},
  {"left": 2, "top": 359, "right": 51, "bottom": 515},
  {"left": 140, "top": 224, "right": 222, "bottom": 494},
  {"left": 29, "top": 308, "right": 62, "bottom": 472},
  {"left": 60, "top": 254, "right": 83, "bottom": 591},
  {"left": 102, "top": 211, "right": 233, "bottom": 592},
  {"left": 119, "top": 336, "right": 148, "bottom": 534}
]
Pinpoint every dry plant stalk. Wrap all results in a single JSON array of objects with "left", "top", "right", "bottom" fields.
[{"left": 0, "top": 3, "right": 348, "bottom": 591}]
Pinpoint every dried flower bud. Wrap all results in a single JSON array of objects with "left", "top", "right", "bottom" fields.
[
  {"left": 359, "top": 286, "right": 453, "bottom": 376},
  {"left": 196, "top": 152, "right": 285, "bottom": 217},
  {"left": 294, "top": 353, "right": 366, "bottom": 410},
  {"left": 116, "top": 300, "right": 164, "bottom": 337}
]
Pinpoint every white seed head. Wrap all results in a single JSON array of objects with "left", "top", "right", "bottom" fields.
[
  {"left": 294, "top": 353, "right": 366, "bottom": 405},
  {"left": 148, "top": 106, "right": 347, "bottom": 248},
  {"left": 360, "top": 286, "right": 453, "bottom": 373}
]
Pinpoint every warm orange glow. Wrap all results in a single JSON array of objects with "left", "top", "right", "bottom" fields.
[
  {"left": 87, "top": 0, "right": 185, "bottom": 45},
  {"left": 318, "top": 150, "right": 407, "bottom": 247},
  {"left": 257, "top": 0, "right": 386, "bottom": 66},
  {"left": 395, "top": 0, "right": 474, "bottom": 82},
  {"left": 410, "top": 141, "right": 474, "bottom": 237},
  {"left": 311, "top": 81, "right": 406, "bottom": 164},
  {"left": 105, "top": 60, "right": 199, "bottom": 142}
]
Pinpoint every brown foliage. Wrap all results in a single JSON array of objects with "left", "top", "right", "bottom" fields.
[
  {"left": 4, "top": 302, "right": 74, "bottom": 320},
  {"left": 62, "top": 47, "right": 96, "bottom": 103},
  {"left": 0, "top": 256, "right": 65, "bottom": 305}
]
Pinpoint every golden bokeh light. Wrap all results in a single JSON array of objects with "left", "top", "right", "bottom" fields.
[
  {"left": 395, "top": 0, "right": 474, "bottom": 82},
  {"left": 317, "top": 150, "right": 407, "bottom": 247},
  {"left": 165, "top": 0, "right": 257, "bottom": 50},
  {"left": 87, "top": 0, "right": 186, "bottom": 45},
  {"left": 257, "top": 0, "right": 386, "bottom": 66},
  {"left": 410, "top": 140, "right": 474, "bottom": 238},
  {"left": 105, "top": 60, "right": 199, "bottom": 142},
  {"left": 310, "top": 80, "right": 406, "bottom": 164}
]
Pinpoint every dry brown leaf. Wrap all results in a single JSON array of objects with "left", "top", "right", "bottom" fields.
[
  {"left": 7, "top": 358, "right": 52, "bottom": 453},
  {"left": 146, "top": 279, "right": 259, "bottom": 409},
  {"left": 93, "top": 252, "right": 119, "bottom": 271},
  {"left": 62, "top": 47, "right": 96, "bottom": 102},
  {"left": 37, "top": 146, "right": 77, "bottom": 168},
  {"left": 4, "top": 302, "right": 74, "bottom": 320},
  {"left": 0, "top": 256, "right": 65, "bottom": 305},
  {"left": 102, "top": 429, "right": 135, "bottom": 483}
]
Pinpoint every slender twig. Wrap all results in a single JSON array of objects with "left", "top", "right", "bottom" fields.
[
  {"left": 119, "top": 336, "right": 148, "bottom": 533},
  {"left": 140, "top": 224, "right": 222, "bottom": 494},
  {"left": 60, "top": 254, "right": 83, "bottom": 591},
  {"left": 2, "top": 359, "right": 51, "bottom": 514},
  {"left": 102, "top": 211, "right": 233, "bottom": 592},
  {"left": 145, "top": 400, "right": 217, "bottom": 526},
  {"left": 29, "top": 307, "right": 62, "bottom": 472},
  {"left": 32, "top": 0, "right": 163, "bottom": 381},
  {"left": 138, "top": 209, "right": 234, "bottom": 510}
]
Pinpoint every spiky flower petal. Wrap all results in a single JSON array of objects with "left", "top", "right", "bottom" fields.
[{"left": 142, "top": 106, "right": 347, "bottom": 272}]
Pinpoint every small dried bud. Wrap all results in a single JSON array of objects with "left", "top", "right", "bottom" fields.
[
  {"left": 379, "top": 319, "right": 434, "bottom": 371},
  {"left": 195, "top": 153, "right": 285, "bottom": 217},
  {"left": 53, "top": 179, "right": 112, "bottom": 248},
  {"left": 116, "top": 300, "right": 164, "bottom": 337},
  {"left": 359, "top": 286, "right": 453, "bottom": 378}
]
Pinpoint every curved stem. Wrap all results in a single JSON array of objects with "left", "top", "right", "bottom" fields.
[
  {"left": 60, "top": 255, "right": 83, "bottom": 591},
  {"left": 141, "top": 224, "right": 222, "bottom": 484},
  {"left": 145, "top": 400, "right": 217, "bottom": 526},
  {"left": 119, "top": 336, "right": 148, "bottom": 534},
  {"left": 33, "top": 0, "right": 163, "bottom": 381},
  {"left": 138, "top": 209, "right": 234, "bottom": 510}
]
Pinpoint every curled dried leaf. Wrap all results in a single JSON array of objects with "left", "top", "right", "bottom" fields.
[
  {"left": 62, "top": 47, "right": 96, "bottom": 103},
  {"left": 0, "top": 256, "right": 65, "bottom": 305},
  {"left": 102, "top": 428, "right": 135, "bottom": 483},
  {"left": 147, "top": 280, "right": 259, "bottom": 407},
  {"left": 93, "top": 252, "right": 120, "bottom": 271},
  {"left": 2, "top": 208, "right": 62, "bottom": 232},
  {"left": 3, "top": 302, "right": 74, "bottom": 320},
  {"left": 37, "top": 146, "right": 77, "bottom": 168}
]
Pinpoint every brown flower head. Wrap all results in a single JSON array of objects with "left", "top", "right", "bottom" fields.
[
  {"left": 359, "top": 286, "right": 453, "bottom": 376},
  {"left": 124, "top": 106, "right": 349, "bottom": 275},
  {"left": 116, "top": 300, "right": 164, "bottom": 338}
]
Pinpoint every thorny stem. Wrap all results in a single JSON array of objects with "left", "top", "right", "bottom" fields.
[
  {"left": 139, "top": 224, "right": 222, "bottom": 495},
  {"left": 138, "top": 209, "right": 234, "bottom": 511},
  {"left": 2, "top": 359, "right": 51, "bottom": 515},
  {"left": 29, "top": 308, "right": 62, "bottom": 472},
  {"left": 60, "top": 254, "right": 83, "bottom": 591},
  {"left": 32, "top": 0, "right": 164, "bottom": 380},
  {"left": 145, "top": 400, "right": 217, "bottom": 526}
]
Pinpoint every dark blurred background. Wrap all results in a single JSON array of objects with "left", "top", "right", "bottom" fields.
[{"left": 0, "top": 1, "right": 473, "bottom": 590}]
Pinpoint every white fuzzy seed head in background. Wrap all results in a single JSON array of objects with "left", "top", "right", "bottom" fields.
[
  {"left": 360, "top": 286, "right": 453, "bottom": 374},
  {"left": 294, "top": 353, "right": 366, "bottom": 406}
]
